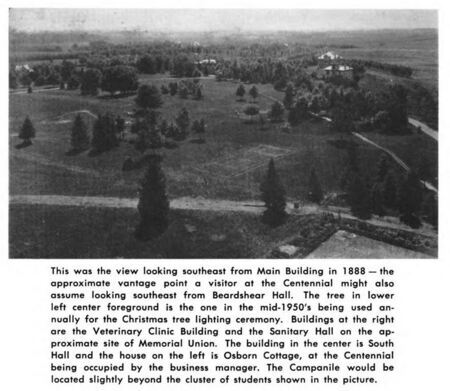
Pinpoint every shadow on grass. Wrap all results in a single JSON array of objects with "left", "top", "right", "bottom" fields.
[
  {"left": 189, "top": 138, "right": 206, "bottom": 144},
  {"left": 15, "top": 140, "right": 32, "bottom": 149},
  {"left": 65, "top": 148, "right": 87, "bottom": 156},
  {"left": 98, "top": 91, "right": 137, "bottom": 100}
]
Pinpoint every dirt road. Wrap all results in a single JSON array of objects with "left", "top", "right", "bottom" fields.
[
  {"left": 10, "top": 194, "right": 436, "bottom": 236},
  {"left": 408, "top": 118, "right": 438, "bottom": 141}
]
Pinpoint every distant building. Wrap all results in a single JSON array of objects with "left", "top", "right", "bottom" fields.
[
  {"left": 317, "top": 51, "right": 342, "bottom": 62},
  {"left": 15, "top": 64, "right": 33, "bottom": 72},
  {"left": 322, "top": 64, "right": 353, "bottom": 79},
  {"left": 195, "top": 59, "right": 217, "bottom": 65}
]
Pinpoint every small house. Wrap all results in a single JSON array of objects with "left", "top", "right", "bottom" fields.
[{"left": 322, "top": 64, "right": 353, "bottom": 79}]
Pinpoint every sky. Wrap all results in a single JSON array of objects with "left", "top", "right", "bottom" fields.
[{"left": 9, "top": 9, "right": 437, "bottom": 32}]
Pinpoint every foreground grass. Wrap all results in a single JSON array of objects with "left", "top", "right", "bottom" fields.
[{"left": 10, "top": 204, "right": 322, "bottom": 259}]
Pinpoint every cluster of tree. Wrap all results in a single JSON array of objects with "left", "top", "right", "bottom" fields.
[
  {"left": 407, "top": 82, "right": 438, "bottom": 130},
  {"left": 90, "top": 113, "right": 121, "bottom": 153},
  {"left": 79, "top": 65, "right": 139, "bottom": 96},
  {"left": 136, "top": 54, "right": 171, "bottom": 74},
  {"left": 217, "top": 57, "right": 315, "bottom": 86},
  {"left": 101, "top": 66, "right": 138, "bottom": 96},
  {"left": 176, "top": 79, "right": 203, "bottom": 99},
  {"left": 284, "top": 81, "right": 410, "bottom": 135},
  {"left": 288, "top": 97, "right": 309, "bottom": 126},
  {"left": 170, "top": 55, "right": 199, "bottom": 78},
  {"left": 131, "top": 106, "right": 205, "bottom": 152},
  {"left": 235, "top": 84, "right": 259, "bottom": 102},
  {"left": 341, "top": 149, "right": 437, "bottom": 228}
]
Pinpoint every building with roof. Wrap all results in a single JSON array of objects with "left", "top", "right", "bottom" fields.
[
  {"left": 322, "top": 64, "right": 353, "bottom": 79},
  {"left": 317, "top": 51, "right": 343, "bottom": 61}
]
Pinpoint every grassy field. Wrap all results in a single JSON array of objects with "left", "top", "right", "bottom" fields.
[
  {"left": 10, "top": 204, "right": 322, "bottom": 258},
  {"left": 332, "top": 29, "right": 438, "bottom": 91},
  {"left": 10, "top": 74, "right": 390, "bottom": 202}
]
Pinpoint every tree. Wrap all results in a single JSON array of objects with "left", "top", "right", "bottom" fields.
[
  {"left": 371, "top": 182, "right": 385, "bottom": 216},
  {"left": 347, "top": 172, "right": 371, "bottom": 220},
  {"left": 372, "top": 110, "right": 390, "bottom": 133},
  {"left": 243, "top": 104, "right": 260, "bottom": 116},
  {"left": 70, "top": 114, "right": 90, "bottom": 151},
  {"left": 249, "top": 85, "right": 259, "bottom": 102},
  {"left": 116, "top": 116, "right": 125, "bottom": 140},
  {"left": 260, "top": 159, "right": 287, "bottom": 227},
  {"left": 376, "top": 156, "right": 390, "bottom": 182},
  {"left": 19, "top": 116, "right": 36, "bottom": 145},
  {"left": 283, "top": 83, "right": 295, "bottom": 109},
  {"left": 91, "top": 113, "right": 119, "bottom": 153},
  {"left": 80, "top": 68, "right": 102, "bottom": 96},
  {"left": 422, "top": 193, "right": 438, "bottom": 229},
  {"left": 169, "top": 82, "right": 178, "bottom": 96},
  {"left": 160, "top": 84, "right": 169, "bottom": 94},
  {"left": 136, "top": 84, "right": 162, "bottom": 109},
  {"left": 101, "top": 66, "right": 138, "bottom": 96},
  {"left": 192, "top": 118, "right": 206, "bottom": 140},
  {"left": 385, "top": 84, "right": 409, "bottom": 134},
  {"left": 136, "top": 55, "right": 156, "bottom": 74},
  {"left": 309, "top": 96, "right": 320, "bottom": 114},
  {"left": 382, "top": 170, "right": 398, "bottom": 210},
  {"left": 269, "top": 101, "right": 285, "bottom": 122},
  {"left": 236, "top": 84, "right": 246, "bottom": 101},
  {"left": 135, "top": 155, "right": 169, "bottom": 240},
  {"left": 175, "top": 108, "right": 190, "bottom": 137},
  {"left": 288, "top": 97, "right": 308, "bottom": 126},
  {"left": 67, "top": 75, "right": 80, "bottom": 90},
  {"left": 194, "top": 86, "right": 203, "bottom": 100},
  {"left": 331, "top": 101, "right": 355, "bottom": 133},
  {"left": 307, "top": 169, "right": 323, "bottom": 204},
  {"left": 178, "top": 85, "right": 189, "bottom": 99},
  {"left": 397, "top": 170, "right": 424, "bottom": 227}
]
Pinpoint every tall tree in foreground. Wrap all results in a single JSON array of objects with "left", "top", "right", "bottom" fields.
[
  {"left": 260, "top": 159, "right": 287, "bottom": 227},
  {"left": 19, "top": 116, "right": 36, "bottom": 145},
  {"left": 135, "top": 156, "right": 170, "bottom": 240},
  {"left": 307, "top": 168, "right": 323, "bottom": 204},
  {"left": 347, "top": 172, "right": 372, "bottom": 220},
  {"left": 70, "top": 114, "right": 90, "bottom": 151}
]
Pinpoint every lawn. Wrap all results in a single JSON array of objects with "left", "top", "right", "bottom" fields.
[
  {"left": 9, "top": 204, "right": 323, "bottom": 259},
  {"left": 10, "top": 74, "right": 386, "bottom": 201}
]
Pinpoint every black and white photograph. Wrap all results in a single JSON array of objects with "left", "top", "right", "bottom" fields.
[{"left": 8, "top": 8, "right": 438, "bottom": 258}]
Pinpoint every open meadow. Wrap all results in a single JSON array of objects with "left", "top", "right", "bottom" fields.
[{"left": 11, "top": 73, "right": 437, "bottom": 203}]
